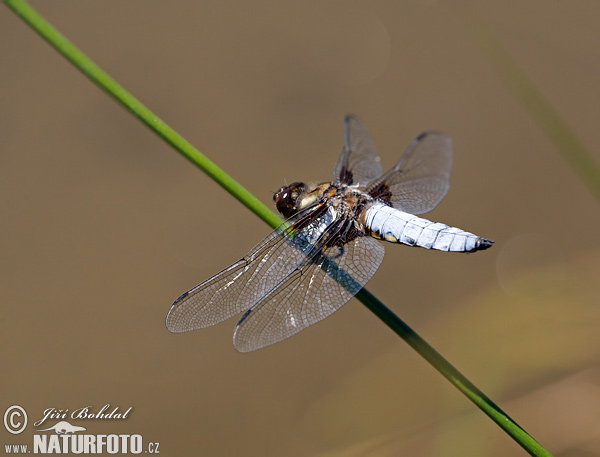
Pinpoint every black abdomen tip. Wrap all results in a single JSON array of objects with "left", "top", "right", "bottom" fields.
[{"left": 476, "top": 238, "right": 494, "bottom": 250}]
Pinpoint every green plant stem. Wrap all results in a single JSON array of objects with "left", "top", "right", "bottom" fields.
[
  {"left": 6, "top": 0, "right": 282, "bottom": 231},
  {"left": 358, "top": 289, "right": 551, "bottom": 456},
  {"left": 6, "top": 1, "right": 552, "bottom": 455}
]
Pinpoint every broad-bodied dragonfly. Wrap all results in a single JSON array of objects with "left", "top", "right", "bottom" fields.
[{"left": 166, "top": 115, "right": 493, "bottom": 351}]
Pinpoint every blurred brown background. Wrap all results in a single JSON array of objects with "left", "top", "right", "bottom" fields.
[{"left": 2, "top": 1, "right": 599, "bottom": 456}]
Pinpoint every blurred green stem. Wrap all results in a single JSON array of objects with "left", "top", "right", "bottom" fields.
[
  {"left": 6, "top": 0, "right": 552, "bottom": 455},
  {"left": 460, "top": 8, "right": 600, "bottom": 201}
]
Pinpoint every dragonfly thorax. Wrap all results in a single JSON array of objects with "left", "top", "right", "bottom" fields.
[{"left": 275, "top": 180, "right": 375, "bottom": 226}]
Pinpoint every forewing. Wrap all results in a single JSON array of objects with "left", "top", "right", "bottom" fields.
[
  {"left": 233, "top": 235, "right": 385, "bottom": 352},
  {"left": 333, "top": 115, "right": 383, "bottom": 186},
  {"left": 366, "top": 131, "right": 452, "bottom": 214},
  {"left": 165, "top": 205, "right": 329, "bottom": 333}
]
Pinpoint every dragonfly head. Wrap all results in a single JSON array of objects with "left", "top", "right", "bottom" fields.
[{"left": 274, "top": 182, "right": 307, "bottom": 219}]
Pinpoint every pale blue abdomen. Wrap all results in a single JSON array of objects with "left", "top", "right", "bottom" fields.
[{"left": 364, "top": 203, "right": 492, "bottom": 252}]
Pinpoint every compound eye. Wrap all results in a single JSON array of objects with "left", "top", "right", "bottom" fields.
[{"left": 273, "top": 182, "right": 306, "bottom": 219}]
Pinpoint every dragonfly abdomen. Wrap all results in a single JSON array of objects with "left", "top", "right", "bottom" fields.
[{"left": 364, "top": 203, "right": 493, "bottom": 252}]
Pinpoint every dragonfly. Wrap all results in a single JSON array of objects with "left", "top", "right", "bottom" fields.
[{"left": 166, "top": 115, "right": 493, "bottom": 352}]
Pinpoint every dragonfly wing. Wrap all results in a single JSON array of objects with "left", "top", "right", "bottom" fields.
[
  {"left": 166, "top": 204, "right": 330, "bottom": 333},
  {"left": 366, "top": 131, "right": 452, "bottom": 215},
  {"left": 233, "top": 235, "right": 385, "bottom": 352},
  {"left": 333, "top": 115, "right": 383, "bottom": 186}
]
